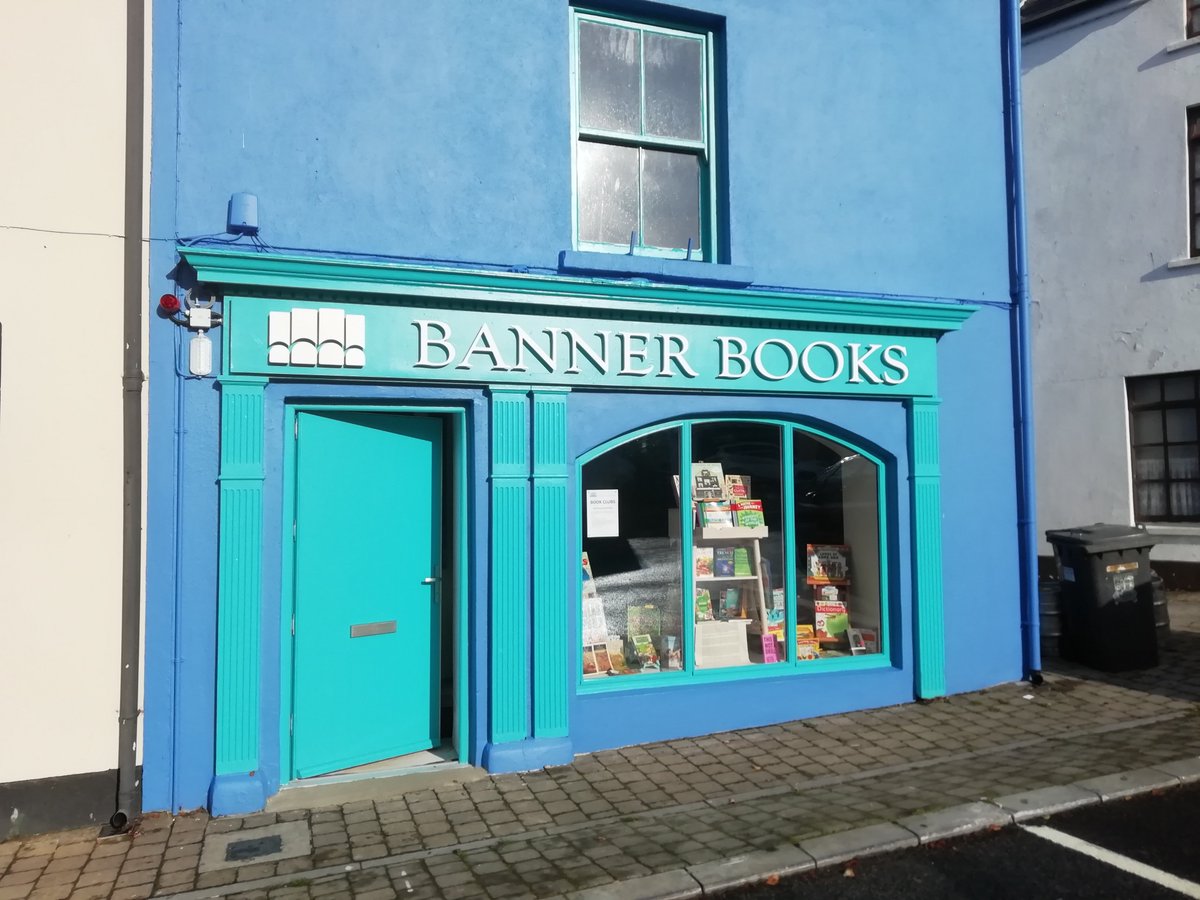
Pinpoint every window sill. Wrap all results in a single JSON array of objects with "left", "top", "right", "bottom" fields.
[
  {"left": 1165, "top": 256, "right": 1200, "bottom": 270},
  {"left": 1165, "top": 34, "right": 1200, "bottom": 54},
  {"left": 1142, "top": 523, "right": 1200, "bottom": 544},
  {"left": 576, "top": 654, "right": 895, "bottom": 695},
  {"left": 559, "top": 250, "right": 755, "bottom": 288}
]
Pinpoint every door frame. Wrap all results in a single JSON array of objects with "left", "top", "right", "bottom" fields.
[{"left": 279, "top": 403, "right": 470, "bottom": 784}]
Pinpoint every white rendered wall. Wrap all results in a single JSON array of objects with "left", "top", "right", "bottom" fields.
[
  {"left": 0, "top": 1, "right": 147, "bottom": 784},
  {"left": 1023, "top": 0, "right": 1200, "bottom": 564}
]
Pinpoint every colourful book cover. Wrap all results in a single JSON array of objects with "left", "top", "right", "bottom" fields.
[
  {"left": 732, "top": 499, "right": 764, "bottom": 528},
  {"left": 796, "top": 624, "right": 820, "bottom": 660},
  {"left": 766, "top": 608, "right": 785, "bottom": 643},
  {"left": 807, "top": 544, "right": 851, "bottom": 585},
  {"left": 694, "top": 546, "right": 714, "bottom": 578},
  {"left": 760, "top": 634, "right": 779, "bottom": 663},
  {"left": 714, "top": 547, "right": 735, "bottom": 577},
  {"left": 627, "top": 604, "right": 662, "bottom": 637},
  {"left": 700, "top": 499, "right": 734, "bottom": 528},
  {"left": 632, "top": 633, "right": 659, "bottom": 669},
  {"left": 724, "top": 474, "right": 751, "bottom": 501},
  {"left": 593, "top": 645, "right": 613, "bottom": 671},
  {"left": 692, "top": 463, "right": 726, "bottom": 500},
  {"left": 722, "top": 587, "right": 740, "bottom": 612},
  {"left": 814, "top": 585, "right": 850, "bottom": 643},
  {"left": 733, "top": 547, "right": 752, "bottom": 577},
  {"left": 695, "top": 588, "right": 714, "bottom": 621},
  {"left": 663, "top": 634, "right": 682, "bottom": 669},
  {"left": 582, "top": 645, "right": 599, "bottom": 675},
  {"left": 606, "top": 638, "right": 628, "bottom": 673},
  {"left": 582, "top": 551, "right": 597, "bottom": 598}
]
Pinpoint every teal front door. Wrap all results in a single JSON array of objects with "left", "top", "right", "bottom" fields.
[{"left": 292, "top": 411, "right": 443, "bottom": 778}]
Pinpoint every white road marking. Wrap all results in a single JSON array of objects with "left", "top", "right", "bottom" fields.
[{"left": 1022, "top": 824, "right": 1200, "bottom": 898}]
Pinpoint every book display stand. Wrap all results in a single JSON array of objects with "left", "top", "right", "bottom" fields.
[{"left": 693, "top": 524, "right": 769, "bottom": 669}]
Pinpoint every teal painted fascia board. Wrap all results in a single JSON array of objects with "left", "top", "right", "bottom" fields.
[{"left": 177, "top": 248, "right": 976, "bottom": 334}]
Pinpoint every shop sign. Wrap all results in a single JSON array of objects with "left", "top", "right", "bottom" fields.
[{"left": 227, "top": 298, "right": 940, "bottom": 397}]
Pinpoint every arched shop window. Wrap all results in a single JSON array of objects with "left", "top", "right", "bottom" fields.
[{"left": 579, "top": 419, "right": 885, "bottom": 682}]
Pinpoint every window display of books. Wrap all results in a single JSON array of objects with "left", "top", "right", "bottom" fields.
[
  {"left": 582, "top": 553, "right": 681, "bottom": 678},
  {"left": 691, "top": 470, "right": 774, "bottom": 667}
]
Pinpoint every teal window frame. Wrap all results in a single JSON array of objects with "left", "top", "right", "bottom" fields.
[
  {"left": 576, "top": 417, "right": 892, "bottom": 694},
  {"left": 569, "top": 8, "right": 719, "bottom": 261}
]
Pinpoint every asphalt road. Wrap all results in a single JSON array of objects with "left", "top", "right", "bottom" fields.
[{"left": 724, "top": 782, "right": 1200, "bottom": 899}]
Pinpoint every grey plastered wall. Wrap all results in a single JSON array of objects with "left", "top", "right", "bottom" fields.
[{"left": 1023, "top": 0, "right": 1200, "bottom": 562}]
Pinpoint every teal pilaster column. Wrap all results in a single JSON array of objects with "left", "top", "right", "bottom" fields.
[
  {"left": 532, "top": 389, "right": 570, "bottom": 738},
  {"left": 908, "top": 397, "right": 946, "bottom": 699},
  {"left": 488, "top": 388, "right": 531, "bottom": 747},
  {"left": 210, "top": 376, "right": 268, "bottom": 814}
]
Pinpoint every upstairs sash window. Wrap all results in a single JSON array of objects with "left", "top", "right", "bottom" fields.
[{"left": 571, "top": 11, "right": 717, "bottom": 260}]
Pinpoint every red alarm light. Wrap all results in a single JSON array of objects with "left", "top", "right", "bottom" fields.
[{"left": 159, "top": 293, "right": 181, "bottom": 313}]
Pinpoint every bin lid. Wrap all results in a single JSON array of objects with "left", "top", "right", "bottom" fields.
[{"left": 1045, "top": 523, "right": 1155, "bottom": 553}]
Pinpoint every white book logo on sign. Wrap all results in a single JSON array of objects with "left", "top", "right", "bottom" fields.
[{"left": 268, "top": 308, "right": 366, "bottom": 368}]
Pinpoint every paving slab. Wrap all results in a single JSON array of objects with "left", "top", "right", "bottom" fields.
[
  {"left": 991, "top": 784, "right": 1102, "bottom": 821},
  {"left": 896, "top": 801, "right": 1013, "bottom": 844},
  {"left": 686, "top": 845, "right": 816, "bottom": 892},
  {"left": 1072, "top": 766, "right": 1183, "bottom": 801},
  {"left": 799, "top": 822, "right": 919, "bottom": 867}
]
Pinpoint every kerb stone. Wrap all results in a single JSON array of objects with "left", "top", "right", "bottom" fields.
[{"left": 896, "top": 802, "right": 1012, "bottom": 844}]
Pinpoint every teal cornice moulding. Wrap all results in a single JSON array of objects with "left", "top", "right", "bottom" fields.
[{"left": 177, "top": 248, "right": 976, "bottom": 335}]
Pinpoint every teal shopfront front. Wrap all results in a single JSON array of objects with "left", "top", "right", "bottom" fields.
[{"left": 179, "top": 247, "right": 972, "bottom": 813}]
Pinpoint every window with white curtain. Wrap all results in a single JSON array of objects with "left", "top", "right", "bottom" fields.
[{"left": 1128, "top": 372, "right": 1200, "bottom": 521}]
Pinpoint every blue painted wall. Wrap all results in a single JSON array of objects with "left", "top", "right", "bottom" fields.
[
  {"left": 146, "top": 0, "right": 1021, "bottom": 812},
  {"left": 164, "top": 0, "right": 1009, "bottom": 300}
]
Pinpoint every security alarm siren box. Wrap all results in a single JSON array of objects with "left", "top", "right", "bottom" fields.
[{"left": 227, "top": 192, "right": 259, "bottom": 235}]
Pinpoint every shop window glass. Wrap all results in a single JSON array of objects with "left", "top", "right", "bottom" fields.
[
  {"left": 794, "top": 432, "right": 883, "bottom": 658},
  {"left": 581, "top": 427, "right": 683, "bottom": 676},
  {"left": 579, "top": 420, "right": 886, "bottom": 681},
  {"left": 690, "top": 421, "right": 786, "bottom": 668}
]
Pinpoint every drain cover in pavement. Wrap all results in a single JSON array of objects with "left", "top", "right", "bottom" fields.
[
  {"left": 199, "top": 820, "right": 312, "bottom": 873},
  {"left": 225, "top": 834, "right": 283, "bottom": 862}
]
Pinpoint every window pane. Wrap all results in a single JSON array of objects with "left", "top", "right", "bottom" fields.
[
  {"left": 644, "top": 33, "right": 703, "bottom": 141},
  {"left": 1169, "top": 444, "right": 1200, "bottom": 479},
  {"left": 581, "top": 428, "right": 682, "bottom": 677},
  {"left": 642, "top": 149, "right": 701, "bottom": 252},
  {"left": 794, "top": 433, "right": 882, "bottom": 659},
  {"left": 1132, "top": 410, "right": 1163, "bottom": 445},
  {"left": 1134, "top": 446, "right": 1166, "bottom": 480},
  {"left": 1166, "top": 408, "right": 1198, "bottom": 442},
  {"left": 1128, "top": 379, "right": 1161, "bottom": 405},
  {"left": 578, "top": 20, "right": 641, "bottom": 134},
  {"left": 691, "top": 422, "right": 785, "bottom": 668},
  {"left": 578, "top": 141, "right": 639, "bottom": 246},
  {"left": 1138, "top": 482, "right": 1168, "bottom": 517},
  {"left": 1172, "top": 481, "right": 1200, "bottom": 517},
  {"left": 1165, "top": 375, "right": 1196, "bottom": 401}
]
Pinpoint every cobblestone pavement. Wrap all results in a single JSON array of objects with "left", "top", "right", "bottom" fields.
[{"left": 4, "top": 595, "right": 1199, "bottom": 900}]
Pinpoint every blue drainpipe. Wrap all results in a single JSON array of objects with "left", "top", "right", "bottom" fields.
[{"left": 1003, "top": 0, "right": 1042, "bottom": 683}]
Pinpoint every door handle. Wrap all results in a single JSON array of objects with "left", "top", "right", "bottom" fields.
[{"left": 422, "top": 577, "right": 439, "bottom": 585}]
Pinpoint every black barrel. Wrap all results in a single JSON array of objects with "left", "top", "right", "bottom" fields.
[
  {"left": 1152, "top": 570, "right": 1171, "bottom": 648},
  {"left": 1039, "top": 579, "right": 1062, "bottom": 660}
]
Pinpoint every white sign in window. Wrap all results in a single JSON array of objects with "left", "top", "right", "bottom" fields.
[{"left": 586, "top": 489, "right": 620, "bottom": 538}]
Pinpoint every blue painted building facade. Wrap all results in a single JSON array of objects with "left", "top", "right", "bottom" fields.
[{"left": 145, "top": 0, "right": 1034, "bottom": 815}]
